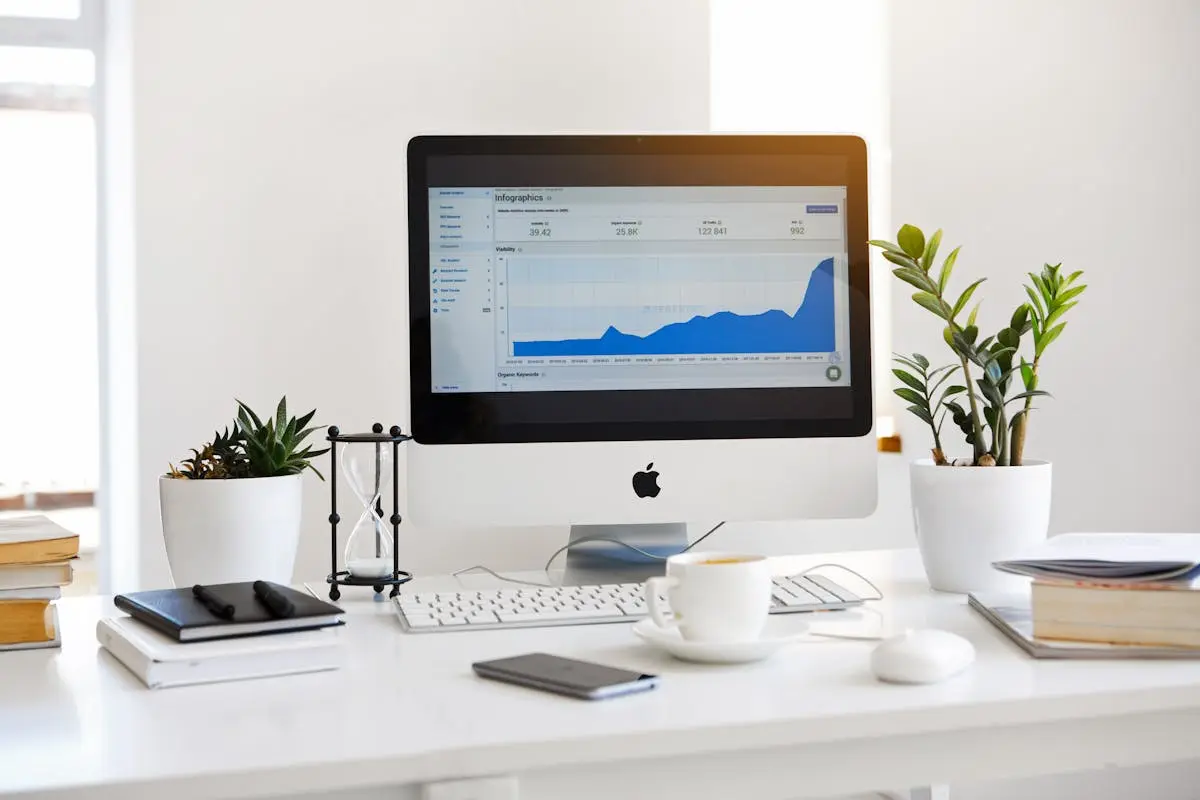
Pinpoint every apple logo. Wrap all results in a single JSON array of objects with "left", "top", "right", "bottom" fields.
[{"left": 632, "top": 462, "right": 661, "bottom": 498}]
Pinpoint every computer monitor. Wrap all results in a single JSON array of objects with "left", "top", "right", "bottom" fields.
[{"left": 407, "top": 135, "right": 876, "bottom": 581}]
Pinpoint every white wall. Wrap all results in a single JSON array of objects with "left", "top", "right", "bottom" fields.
[
  {"left": 128, "top": 0, "right": 711, "bottom": 590},
  {"left": 889, "top": 2, "right": 1200, "bottom": 797},
  {"left": 889, "top": 0, "right": 1200, "bottom": 532}
]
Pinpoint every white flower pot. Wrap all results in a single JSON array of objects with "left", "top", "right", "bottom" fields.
[
  {"left": 910, "top": 459, "right": 1052, "bottom": 593},
  {"left": 160, "top": 474, "right": 303, "bottom": 587}
]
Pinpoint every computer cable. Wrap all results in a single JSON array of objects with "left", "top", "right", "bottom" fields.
[
  {"left": 451, "top": 521, "right": 730, "bottom": 588},
  {"left": 450, "top": 565, "right": 557, "bottom": 588},
  {"left": 540, "top": 520, "right": 728, "bottom": 574},
  {"left": 795, "top": 563, "right": 884, "bottom": 602}
]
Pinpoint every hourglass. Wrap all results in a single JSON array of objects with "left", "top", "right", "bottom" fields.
[
  {"left": 325, "top": 423, "right": 413, "bottom": 601},
  {"left": 341, "top": 442, "right": 392, "bottom": 579}
]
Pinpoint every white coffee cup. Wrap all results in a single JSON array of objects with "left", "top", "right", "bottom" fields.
[{"left": 644, "top": 552, "right": 772, "bottom": 643}]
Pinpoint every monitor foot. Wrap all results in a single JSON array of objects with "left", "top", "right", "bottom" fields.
[{"left": 561, "top": 523, "right": 688, "bottom": 586}]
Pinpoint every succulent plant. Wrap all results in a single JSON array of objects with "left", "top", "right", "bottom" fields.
[
  {"left": 167, "top": 427, "right": 250, "bottom": 479},
  {"left": 236, "top": 397, "right": 328, "bottom": 479},
  {"left": 166, "top": 397, "right": 328, "bottom": 480}
]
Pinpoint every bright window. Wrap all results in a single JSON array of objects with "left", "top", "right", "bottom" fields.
[
  {"left": 0, "top": 0, "right": 80, "bottom": 20},
  {"left": 0, "top": 4, "right": 101, "bottom": 542}
]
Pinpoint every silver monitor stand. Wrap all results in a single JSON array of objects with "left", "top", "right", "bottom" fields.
[{"left": 560, "top": 523, "right": 688, "bottom": 585}]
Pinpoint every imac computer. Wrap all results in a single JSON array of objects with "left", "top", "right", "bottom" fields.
[{"left": 407, "top": 135, "right": 875, "bottom": 583}]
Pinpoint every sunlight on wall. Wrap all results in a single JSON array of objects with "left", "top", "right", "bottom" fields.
[{"left": 709, "top": 0, "right": 892, "bottom": 424}]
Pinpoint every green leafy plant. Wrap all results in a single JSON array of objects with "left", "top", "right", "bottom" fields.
[
  {"left": 871, "top": 225, "right": 1085, "bottom": 467},
  {"left": 166, "top": 397, "right": 328, "bottom": 480},
  {"left": 891, "top": 354, "right": 964, "bottom": 466}
]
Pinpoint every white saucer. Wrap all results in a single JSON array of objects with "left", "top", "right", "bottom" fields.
[{"left": 632, "top": 619, "right": 809, "bottom": 664}]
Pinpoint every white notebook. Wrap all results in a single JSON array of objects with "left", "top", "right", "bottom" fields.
[{"left": 97, "top": 616, "right": 344, "bottom": 689}]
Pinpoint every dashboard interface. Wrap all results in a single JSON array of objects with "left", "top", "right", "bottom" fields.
[{"left": 428, "top": 185, "right": 851, "bottom": 394}]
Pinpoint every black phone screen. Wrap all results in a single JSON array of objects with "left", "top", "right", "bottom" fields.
[{"left": 473, "top": 653, "right": 656, "bottom": 696}]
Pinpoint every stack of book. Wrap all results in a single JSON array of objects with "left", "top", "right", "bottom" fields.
[
  {"left": 99, "top": 581, "right": 346, "bottom": 689},
  {"left": 0, "top": 515, "right": 78, "bottom": 652},
  {"left": 974, "top": 533, "right": 1200, "bottom": 657}
]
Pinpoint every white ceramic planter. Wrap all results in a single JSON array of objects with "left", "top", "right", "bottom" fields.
[
  {"left": 910, "top": 459, "right": 1052, "bottom": 593},
  {"left": 160, "top": 474, "right": 303, "bottom": 587}
]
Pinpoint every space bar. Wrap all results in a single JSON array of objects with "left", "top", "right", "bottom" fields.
[{"left": 495, "top": 609, "right": 623, "bottom": 624}]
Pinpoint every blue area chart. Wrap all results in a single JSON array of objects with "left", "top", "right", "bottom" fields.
[{"left": 513, "top": 257, "right": 836, "bottom": 357}]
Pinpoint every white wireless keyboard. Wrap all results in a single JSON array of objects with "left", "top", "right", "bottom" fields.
[{"left": 394, "top": 574, "right": 863, "bottom": 633}]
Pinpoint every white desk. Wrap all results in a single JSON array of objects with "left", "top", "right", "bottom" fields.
[{"left": 4, "top": 549, "right": 1200, "bottom": 800}]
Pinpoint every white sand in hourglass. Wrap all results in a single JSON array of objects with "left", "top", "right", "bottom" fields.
[{"left": 347, "top": 555, "right": 392, "bottom": 579}]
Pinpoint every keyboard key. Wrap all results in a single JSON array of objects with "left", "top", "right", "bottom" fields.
[
  {"left": 782, "top": 579, "right": 821, "bottom": 602},
  {"left": 556, "top": 608, "right": 620, "bottom": 620},
  {"left": 466, "top": 612, "right": 499, "bottom": 625},
  {"left": 404, "top": 615, "right": 439, "bottom": 629},
  {"left": 808, "top": 574, "right": 859, "bottom": 602},
  {"left": 785, "top": 577, "right": 820, "bottom": 599},
  {"left": 496, "top": 612, "right": 551, "bottom": 624},
  {"left": 795, "top": 577, "right": 839, "bottom": 603},
  {"left": 772, "top": 583, "right": 799, "bottom": 600}
]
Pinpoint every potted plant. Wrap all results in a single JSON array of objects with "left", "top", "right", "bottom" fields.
[
  {"left": 161, "top": 397, "right": 328, "bottom": 587},
  {"left": 870, "top": 225, "right": 1085, "bottom": 592}
]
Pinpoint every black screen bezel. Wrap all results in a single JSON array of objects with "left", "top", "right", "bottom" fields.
[{"left": 408, "top": 135, "right": 872, "bottom": 445}]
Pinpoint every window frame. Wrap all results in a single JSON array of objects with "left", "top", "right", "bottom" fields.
[{"left": 0, "top": 1, "right": 101, "bottom": 111}]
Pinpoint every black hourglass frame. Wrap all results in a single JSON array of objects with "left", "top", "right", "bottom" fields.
[{"left": 325, "top": 423, "right": 414, "bottom": 600}]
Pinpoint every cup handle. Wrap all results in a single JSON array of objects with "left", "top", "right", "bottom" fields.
[{"left": 645, "top": 576, "right": 679, "bottom": 630}]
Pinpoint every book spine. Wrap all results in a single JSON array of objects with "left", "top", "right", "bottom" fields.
[
  {"left": 1034, "top": 619, "right": 1200, "bottom": 649},
  {"left": 112, "top": 595, "right": 183, "bottom": 642},
  {"left": 1032, "top": 583, "right": 1200, "bottom": 629}
]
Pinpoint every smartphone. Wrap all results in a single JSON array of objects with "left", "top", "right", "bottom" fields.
[{"left": 472, "top": 653, "right": 660, "bottom": 700}]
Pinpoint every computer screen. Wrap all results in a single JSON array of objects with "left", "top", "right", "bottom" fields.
[
  {"left": 427, "top": 185, "right": 850, "bottom": 394},
  {"left": 408, "top": 138, "right": 871, "bottom": 445}
]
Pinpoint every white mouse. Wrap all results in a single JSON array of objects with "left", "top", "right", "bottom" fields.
[{"left": 870, "top": 629, "right": 975, "bottom": 684}]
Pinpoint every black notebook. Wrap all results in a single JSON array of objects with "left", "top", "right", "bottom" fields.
[{"left": 114, "top": 582, "right": 344, "bottom": 642}]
